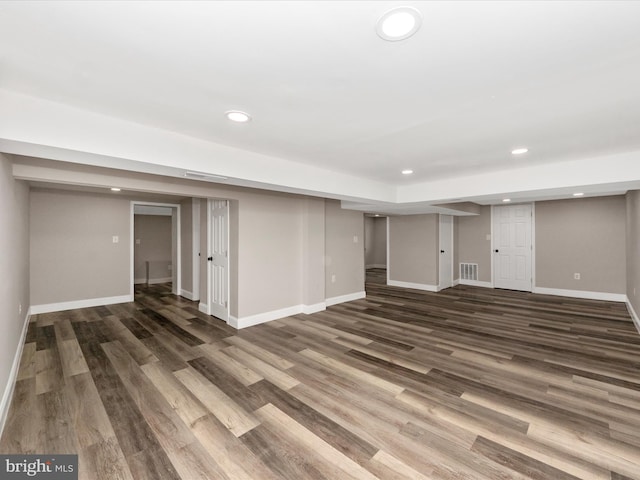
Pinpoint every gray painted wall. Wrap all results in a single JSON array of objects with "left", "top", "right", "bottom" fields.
[
  {"left": 626, "top": 191, "right": 640, "bottom": 315},
  {"left": 0, "top": 153, "right": 30, "bottom": 431},
  {"left": 456, "top": 206, "right": 492, "bottom": 282},
  {"left": 325, "top": 200, "right": 365, "bottom": 299},
  {"left": 536, "top": 196, "right": 626, "bottom": 294},
  {"left": 302, "top": 198, "right": 326, "bottom": 307},
  {"left": 388, "top": 214, "right": 438, "bottom": 286},
  {"left": 180, "top": 199, "right": 193, "bottom": 295},
  {"left": 236, "top": 191, "right": 304, "bottom": 317},
  {"left": 30, "top": 189, "right": 130, "bottom": 305},
  {"left": 133, "top": 214, "right": 172, "bottom": 283}
]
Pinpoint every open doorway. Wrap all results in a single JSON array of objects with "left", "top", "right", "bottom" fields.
[
  {"left": 131, "top": 202, "right": 181, "bottom": 296},
  {"left": 364, "top": 215, "right": 388, "bottom": 286}
]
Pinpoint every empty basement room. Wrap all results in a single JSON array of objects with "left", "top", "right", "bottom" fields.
[{"left": 2, "top": 1, "right": 640, "bottom": 479}]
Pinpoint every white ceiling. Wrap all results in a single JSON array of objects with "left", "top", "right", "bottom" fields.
[{"left": 2, "top": 1, "right": 640, "bottom": 214}]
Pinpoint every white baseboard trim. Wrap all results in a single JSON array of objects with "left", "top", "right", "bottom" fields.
[
  {"left": 227, "top": 293, "right": 365, "bottom": 330},
  {"left": 366, "top": 264, "right": 386, "bottom": 269},
  {"left": 326, "top": 291, "right": 366, "bottom": 306},
  {"left": 30, "top": 294, "right": 133, "bottom": 314},
  {"left": 458, "top": 279, "right": 494, "bottom": 288},
  {"left": 198, "top": 302, "right": 209, "bottom": 315},
  {"left": 626, "top": 299, "right": 640, "bottom": 334},
  {"left": 230, "top": 304, "right": 305, "bottom": 329},
  {"left": 301, "top": 302, "right": 327, "bottom": 315},
  {"left": 135, "top": 277, "right": 172, "bottom": 285},
  {"left": 180, "top": 289, "right": 197, "bottom": 301},
  {"left": 387, "top": 280, "right": 438, "bottom": 292},
  {"left": 532, "top": 287, "right": 627, "bottom": 303},
  {"left": 0, "top": 309, "right": 32, "bottom": 438}
]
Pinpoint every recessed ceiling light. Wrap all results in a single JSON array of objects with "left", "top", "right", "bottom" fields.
[
  {"left": 402, "top": 169, "right": 414, "bottom": 175},
  {"left": 502, "top": 198, "right": 511, "bottom": 202},
  {"left": 374, "top": 214, "right": 380, "bottom": 217},
  {"left": 110, "top": 187, "right": 121, "bottom": 192},
  {"left": 225, "top": 110, "right": 251, "bottom": 123},
  {"left": 376, "top": 7, "right": 422, "bottom": 42},
  {"left": 573, "top": 192, "right": 584, "bottom": 197},
  {"left": 511, "top": 148, "right": 529, "bottom": 155}
]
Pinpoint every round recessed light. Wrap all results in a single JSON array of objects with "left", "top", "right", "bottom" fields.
[
  {"left": 110, "top": 187, "right": 121, "bottom": 192},
  {"left": 511, "top": 148, "right": 529, "bottom": 155},
  {"left": 502, "top": 198, "right": 511, "bottom": 203},
  {"left": 573, "top": 192, "right": 584, "bottom": 197},
  {"left": 225, "top": 110, "right": 251, "bottom": 123},
  {"left": 376, "top": 7, "right": 422, "bottom": 42},
  {"left": 401, "top": 169, "right": 414, "bottom": 175}
]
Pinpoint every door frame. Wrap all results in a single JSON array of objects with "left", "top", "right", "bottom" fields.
[
  {"left": 206, "top": 198, "right": 230, "bottom": 322},
  {"left": 490, "top": 203, "right": 536, "bottom": 291},
  {"left": 130, "top": 201, "right": 181, "bottom": 297},
  {"left": 438, "top": 214, "right": 454, "bottom": 291}
]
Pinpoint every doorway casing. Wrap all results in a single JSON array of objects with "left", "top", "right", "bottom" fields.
[{"left": 130, "top": 201, "right": 181, "bottom": 297}]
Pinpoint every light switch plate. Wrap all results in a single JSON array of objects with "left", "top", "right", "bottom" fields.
[{"left": 112, "top": 235, "right": 119, "bottom": 244}]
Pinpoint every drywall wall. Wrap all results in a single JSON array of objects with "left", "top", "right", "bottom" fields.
[
  {"left": 388, "top": 214, "right": 438, "bottom": 286},
  {"left": 236, "top": 192, "right": 304, "bottom": 317},
  {"left": 180, "top": 199, "right": 193, "bottom": 296},
  {"left": 17, "top": 157, "right": 366, "bottom": 325},
  {"left": 30, "top": 189, "right": 131, "bottom": 306},
  {"left": 365, "top": 216, "right": 387, "bottom": 268},
  {"left": 325, "top": 200, "right": 365, "bottom": 301},
  {"left": 626, "top": 191, "right": 640, "bottom": 319},
  {"left": 301, "top": 198, "right": 326, "bottom": 308},
  {"left": 133, "top": 214, "right": 172, "bottom": 283},
  {"left": 456, "top": 206, "right": 492, "bottom": 282},
  {"left": 0, "top": 153, "right": 30, "bottom": 434},
  {"left": 536, "top": 196, "right": 626, "bottom": 294}
]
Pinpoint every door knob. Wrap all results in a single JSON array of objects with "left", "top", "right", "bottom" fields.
[
  {"left": 440, "top": 250, "right": 445, "bottom": 253},
  {"left": 494, "top": 249, "right": 499, "bottom": 253},
  {"left": 207, "top": 256, "right": 213, "bottom": 261}
]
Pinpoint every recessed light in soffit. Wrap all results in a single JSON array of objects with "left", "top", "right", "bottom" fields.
[
  {"left": 401, "top": 169, "right": 414, "bottom": 175},
  {"left": 511, "top": 147, "right": 529, "bottom": 155},
  {"left": 376, "top": 7, "right": 422, "bottom": 41}
]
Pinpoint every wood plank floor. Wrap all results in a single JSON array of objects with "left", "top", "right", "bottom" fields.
[{"left": 2, "top": 276, "right": 640, "bottom": 479}]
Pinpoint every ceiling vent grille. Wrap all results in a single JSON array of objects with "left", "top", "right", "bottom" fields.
[{"left": 460, "top": 263, "right": 478, "bottom": 281}]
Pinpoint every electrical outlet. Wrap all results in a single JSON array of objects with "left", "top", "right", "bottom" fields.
[
  {"left": 486, "top": 234, "right": 491, "bottom": 241},
  {"left": 135, "top": 239, "right": 141, "bottom": 245},
  {"left": 19, "top": 304, "right": 22, "bottom": 315},
  {"left": 112, "top": 235, "right": 119, "bottom": 244},
  {"left": 353, "top": 235, "right": 359, "bottom": 243},
  {"left": 331, "top": 274, "right": 336, "bottom": 283},
  {"left": 574, "top": 273, "right": 581, "bottom": 280}
]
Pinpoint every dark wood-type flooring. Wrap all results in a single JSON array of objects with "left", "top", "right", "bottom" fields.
[{"left": 2, "top": 276, "right": 640, "bottom": 479}]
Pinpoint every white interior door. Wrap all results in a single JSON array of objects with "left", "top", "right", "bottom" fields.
[
  {"left": 209, "top": 200, "right": 229, "bottom": 321},
  {"left": 439, "top": 215, "right": 453, "bottom": 290},
  {"left": 493, "top": 204, "right": 532, "bottom": 291}
]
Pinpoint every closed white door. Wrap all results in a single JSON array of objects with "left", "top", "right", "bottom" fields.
[
  {"left": 493, "top": 204, "right": 532, "bottom": 291},
  {"left": 439, "top": 215, "right": 453, "bottom": 290},
  {"left": 209, "top": 200, "right": 229, "bottom": 321}
]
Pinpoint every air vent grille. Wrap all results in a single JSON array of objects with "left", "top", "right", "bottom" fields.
[{"left": 460, "top": 263, "right": 478, "bottom": 281}]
